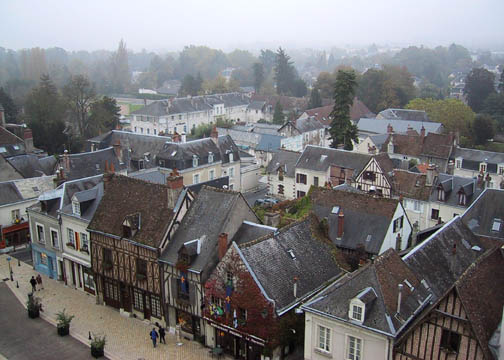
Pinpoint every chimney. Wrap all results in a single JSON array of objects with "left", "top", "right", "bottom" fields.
[
  {"left": 397, "top": 283, "right": 403, "bottom": 314},
  {"left": 172, "top": 132, "right": 181, "bottom": 143},
  {"left": 264, "top": 212, "right": 280, "bottom": 227},
  {"left": 387, "top": 123, "right": 393, "bottom": 134},
  {"left": 63, "top": 149, "right": 70, "bottom": 171},
  {"left": 0, "top": 104, "right": 5, "bottom": 127},
  {"left": 211, "top": 126, "right": 218, "bottom": 144},
  {"left": 103, "top": 160, "right": 114, "bottom": 183},
  {"left": 420, "top": 125, "right": 426, "bottom": 138},
  {"left": 166, "top": 169, "right": 183, "bottom": 190},
  {"left": 113, "top": 140, "right": 122, "bottom": 161},
  {"left": 293, "top": 276, "right": 298, "bottom": 299},
  {"left": 181, "top": 132, "right": 186, "bottom": 143},
  {"left": 426, "top": 164, "right": 436, "bottom": 186},
  {"left": 218, "top": 233, "right": 228, "bottom": 260},
  {"left": 337, "top": 209, "right": 344, "bottom": 238},
  {"left": 23, "top": 128, "right": 34, "bottom": 152},
  {"left": 406, "top": 124, "right": 416, "bottom": 136},
  {"left": 387, "top": 135, "right": 394, "bottom": 154}
]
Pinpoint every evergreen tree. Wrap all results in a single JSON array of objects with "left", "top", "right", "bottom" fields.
[
  {"left": 272, "top": 101, "right": 285, "bottom": 124},
  {"left": 498, "top": 65, "right": 504, "bottom": 93},
  {"left": 88, "top": 96, "right": 121, "bottom": 137},
  {"left": 110, "top": 39, "right": 130, "bottom": 93},
  {"left": 274, "top": 47, "right": 295, "bottom": 95},
  {"left": 464, "top": 68, "right": 496, "bottom": 113},
  {"left": 473, "top": 114, "right": 495, "bottom": 145},
  {"left": 0, "top": 87, "right": 19, "bottom": 123},
  {"left": 252, "top": 62, "right": 264, "bottom": 93},
  {"left": 329, "top": 70, "right": 358, "bottom": 150},
  {"left": 308, "top": 87, "right": 322, "bottom": 109}
]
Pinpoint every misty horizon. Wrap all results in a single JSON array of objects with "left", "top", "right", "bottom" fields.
[{"left": 1, "top": 0, "right": 504, "bottom": 53}]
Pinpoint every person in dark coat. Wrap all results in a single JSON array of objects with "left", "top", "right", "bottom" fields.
[
  {"left": 158, "top": 326, "right": 166, "bottom": 344},
  {"left": 36, "top": 274, "right": 44, "bottom": 290},
  {"left": 30, "top": 276, "right": 37, "bottom": 293},
  {"left": 150, "top": 328, "right": 159, "bottom": 348}
]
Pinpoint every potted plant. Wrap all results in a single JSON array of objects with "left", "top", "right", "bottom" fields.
[
  {"left": 90, "top": 334, "right": 106, "bottom": 358},
  {"left": 26, "top": 294, "right": 41, "bottom": 318},
  {"left": 56, "top": 309, "right": 74, "bottom": 336}
]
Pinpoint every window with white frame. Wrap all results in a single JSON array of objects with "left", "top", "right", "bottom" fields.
[
  {"left": 81, "top": 233, "right": 89, "bottom": 251},
  {"left": 347, "top": 335, "right": 362, "bottom": 360},
  {"left": 350, "top": 304, "right": 363, "bottom": 322},
  {"left": 193, "top": 155, "right": 199, "bottom": 167},
  {"left": 317, "top": 325, "right": 331, "bottom": 352},
  {"left": 209, "top": 169, "right": 215, "bottom": 180},
  {"left": 229, "top": 153, "right": 234, "bottom": 162},
  {"left": 193, "top": 173, "right": 200, "bottom": 184},
  {"left": 67, "top": 228, "right": 75, "bottom": 247},
  {"left": 36, "top": 224, "right": 45, "bottom": 243},
  {"left": 208, "top": 152, "right": 214, "bottom": 163},
  {"left": 499, "top": 165, "right": 504, "bottom": 175},
  {"left": 50, "top": 229, "right": 59, "bottom": 248},
  {"left": 413, "top": 200, "right": 421, "bottom": 212},
  {"left": 229, "top": 167, "right": 235, "bottom": 179},
  {"left": 11, "top": 209, "right": 20, "bottom": 223},
  {"left": 480, "top": 163, "right": 487, "bottom": 172},
  {"left": 455, "top": 159, "right": 462, "bottom": 169},
  {"left": 72, "top": 200, "right": 80, "bottom": 216}
]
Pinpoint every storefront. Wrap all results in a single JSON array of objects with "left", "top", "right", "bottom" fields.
[
  {"left": 63, "top": 253, "right": 95, "bottom": 295},
  {"left": 32, "top": 242, "right": 57, "bottom": 279},
  {"left": 176, "top": 309, "right": 201, "bottom": 337},
  {"left": 205, "top": 317, "right": 265, "bottom": 360},
  {"left": 1, "top": 222, "right": 30, "bottom": 249}
]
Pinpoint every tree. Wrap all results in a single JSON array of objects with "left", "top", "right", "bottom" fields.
[
  {"left": 88, "top": 96, "right": 121, "bottom": 137},
  {"left": 464, "top": 68, "right": 496, "bottom": 113},
  {"left": 406, "top": 98, "right": 474, "bottom": 137},
  {"left": 25, "top": 75, "right": 67, "bottom": 154},
  {"left": 315, "top": 71, "right": 337, "bottom": 99},
  {"left": 357, "top": 69, "right": 387, "bottom": 113},
  {"left": 272, "top": 101, "right": 285, "bottom": 124},
  {"left": 252, "top": 63, "right": 264, "bottom": 93},
  {"left": 0, "top": 87, "right": 19, "bottom": 123},
  {"left": 483, "top": 93, "right": 504, "bottom": 131},
  {"left": 308, "top": 87, "right": 322, "bottom": 109},
  {"left": 179, "top": 74, "right": 202, "bottom": 96},
  {"left": 472, "top": 114, "right": 495, "bottom": 145},
  {"left": 274, "top": 47, "right": 296, "bottom": 95},
  {"left": 329, "top": 70, "right": 358, "bottom": 150},
  {"left": 110, "top": 39, "right": 130, "bottom": 93},
  {"left": 498, "top": 66, "right": 504, "bottom": 93},
  {"left": 63, "top": 74, "right": 96, "bottom": 138},
  {"left": 259, "top": 49, "right": 276, "bottom": 75}
]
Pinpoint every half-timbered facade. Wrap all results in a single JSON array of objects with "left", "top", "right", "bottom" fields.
[
  {"left": 159, "top": 186, "right": 260, "bottom": 339},
  {"left": 89, "top": 172, "right": 191, "bottom": 324},
  {"left": 395, "top": 247, "right": 504, "bottom": 360}
]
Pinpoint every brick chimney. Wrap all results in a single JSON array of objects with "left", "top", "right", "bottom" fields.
[
  {"left": 0, "top": 104, "right": 5, "bottom": 127},
  {"left": 337, "top": 209, "right": 344, "bottom": 238},
  {"left": 387, "top": 123, "right": 393, "bottom": 134},
  {"left": 166, "top": 169, "right": 183, "bottom": 190},
  {"left": 63, "top": 149, "right": 70, "bottom": 171},
  {"left": 23, "top": 128, "right": 34, "bottom": 153},
  {"left": 406, "top": 124, "right": 416, "bottom": 136},
  {"left": 211, "top": 126, "right": 218, "bottom": 145},
  {"left": 426, "top": 164, "right": 436, "bottom": 186},
  {"left": 218, "top": 233, "right": 228, "bottom": 260},
  {"left": 420, "top": 125, "right": 425, "bottom": 138},
  {"left": 113, "top": 140, "right": 122, "bottom": 161},
  {"left": 103, "top": 160, "right": 115, "bottom": 183}
]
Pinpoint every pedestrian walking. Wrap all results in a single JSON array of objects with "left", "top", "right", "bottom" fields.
[
  {"left": 150, "top": 328, "right": 159, "bottom": 348},
  {"left": 159, "top": 326, "right": 166, "bottom": 344},
  {"left": 36, "top": 274, "right": 44, "bottom": 290},
  {"left": 29, "top": 276, "right": 37, "bottom": 293}
]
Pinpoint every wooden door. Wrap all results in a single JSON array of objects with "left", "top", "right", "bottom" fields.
[
  {"left": 103, "top": 278, "right": 120, "bottom": 309},
  {"left": 143, "top": 293, "right": 151, "bottom": 320},
  {"left": 120, "top": 283, "right": 131, "bottom": 312},
  {"left": 71, "top": 262, "right": 76, "bottom": 286}
]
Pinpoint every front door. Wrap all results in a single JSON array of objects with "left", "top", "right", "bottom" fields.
[
  {"left": 120, "top": 283, "right": 131, "bottom": 312},
  {"left": 103, "top": 278, "right": 120, "bottom": 309},
  {"left": 71, "top": 262, "right": 76, "bottom": 286},
  {"left": 143, "top": 293, "right": 151, "bottom": 320},
  {"left": 48, "top": 257, "right": 54, "bottom": 279}
]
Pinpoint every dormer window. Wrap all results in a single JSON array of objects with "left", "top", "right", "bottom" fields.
[
  {"left": 351, "top": 304, "right": 363, "bottom": 322},
  {"left": 437, "top": 188, "right": 445, "bottom": 201},
  {"left": 122, "top": 225, "right": 132, "bottom": 238},
  {"left": 480, "top": 163, "right": 487, "bottom": 173},
  {"left": 193, "top": 155, "right": 199, "bottom": 167},
  {"left": 208, "top": 152, "right": 214, "bottom": 163},
  {"left": 72, "top": 200, "right": 81, "bottom": 216},
  {"left": 455, "top": 158, "right": 462, "bottom": 169},
  {"left": 229, "top": 153, "right": 234, "bottom": 163}
]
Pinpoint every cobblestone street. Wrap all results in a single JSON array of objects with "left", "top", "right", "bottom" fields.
[{"left": 0, "top": 254, "right": 226, "bottom": 360}]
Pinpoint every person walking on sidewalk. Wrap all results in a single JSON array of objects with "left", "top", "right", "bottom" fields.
[
  {"left": 150, "top": 328, "right": 159, "bottom": 348},
  {"left": 159, "top": 326, "right": 166, "bottom": 344},
  {"left": 29, "top": 276, "right": 37, "bottom": 293},
  {"left": 36, "top": 274, "right": 44, "bottom": 290}
]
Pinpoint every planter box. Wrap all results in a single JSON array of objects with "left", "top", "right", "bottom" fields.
[
  {"left": 28, "top": 308, "right": 40, "bottom": 319},
  {"left": 57, "top": 324, "right": 70, "bottom": 336},
  {"left": 91, "top": 346, "right": 104, "bottom": 358}
]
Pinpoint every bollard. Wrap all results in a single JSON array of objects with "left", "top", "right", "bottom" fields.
[
  {"left": 89, "top": 331, "right": 92, "bottom": 340},
  {"left": 16, "top": 281, "right": 19, "bottom": 288},
  {"left": 18, "top": 258, "right": 20, "bottom": 266}
]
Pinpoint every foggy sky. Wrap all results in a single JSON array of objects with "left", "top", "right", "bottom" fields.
[{"left": 1, "top": 0, "right": 503, "bottom": 52}]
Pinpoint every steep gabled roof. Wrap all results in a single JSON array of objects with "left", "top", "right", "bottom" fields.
[
  {"left": 392, "top": 170, "right": 431, "bottom": 201},
  {"left": 61, "top": 147, "right": 126, "bottom": 181},
  {"left": 238, "top": 217, "right": 344, "bottom": 314},
  {"left": 88, "top": 175, "right": 180, "bottom": 248},
  {"left": 266, "top": 150, "right": 301, "bottom": 178},
  {"left": 429, "top": 173, "right": 482, "bottom": 209},
  {"left": 303, "top": 249, "right": 431, "bottom": 336},
  {"left": 357, "top": 118, "right": 443, "bottom": 135},
  {"left": 296, "top": 145, "right": 371, "bottom": 174},
  {"left": 462, "top": 188, "right": 504, "bottom": 240},
  {"left": 382, "top": 132, "right": 454, "bottom": 159},
  {"left": 377, "top": 108, "right": 431, "bottom": 122},
  {"left": 6, "top": 154, "right": 56, "bottom": 178}
]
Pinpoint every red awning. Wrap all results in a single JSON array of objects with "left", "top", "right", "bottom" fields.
[{"left": 2, "top": 222, "right": 29, "bottom": 235}]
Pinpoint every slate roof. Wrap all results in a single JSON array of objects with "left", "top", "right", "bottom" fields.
[
  {"left": 61, "top": 182, "right": 104, "bottom": 222},
  {"left": 88, "top": 175, "right": 180, "bottom": 248},
  {"left": 6, "top": 154, "right": 56, "bottom": 178},
  {"left": 238, "top": 217, "right": 344, "bottom": 314},
  {"left": 231, "top": 221, "right": 277, "bottom": 246},
  {"left": 255, "top": 134, "right": 283, "bottom": 152},
  {"left": 0, "top": 181, "right": 23, "bottom": 205},
  {"left": 403, "top": 217, "right": 489, "bottom": 300},
  {"left": 218, "top": 127, "right": 284, "bottom": 152},
  {"left": 247, "top": 101, "right": 266, "bottom": 111},
  {"left": 429, "top": 173, "right": 482, "bottom": 210},
  {"left": 303, "top": 249, "right": 431, "bottom": 336},
  {"left": 377, "top": 109, "right": 431, "bottom": 122},
  {"left": 392, "top": 170, "right": 431, "bottom": 201},
  {"left": 453, "top": 147, "right": 504, "bottom": 174},
  {"left": 61, "top": 147, "right": 125, "bottom": 181},
  {"left": 310, "top": 187, "right": 400, "bottom": 254},
  {"left": 159, "top": 186, "right": 258, "bottom": 280},
  {"left": 367, "top": 133, "right": 389, "bottom": 149},
  {"left": 455, "top": 247, "right": 504, "bottom": 360},
  {"left": 0, "top": 126, "right": 24, "bottom": 148},
  {"left": 296, "top": 145, "right": 371, "bottom": 175},
  {"left": 60, "top": 175, "right": 103, "bottom": 221},
  {"left": 251, "top": 95, "right": 308, "bottom": 112},
  {"left": 186, "top": 176, "right": 230, "bottom": 194},
  {"left": 156, "top": 80, "right": 181, "bottom": 95},
  {"left": 462, "top": 188, "right": 504, "bottom": 239},
  {"left": 357, "top": 118, "right": 443, "bottom": 135},
  {"left": 0, "top": 176, "right": 55, "bottom": 207},
  {"left": 266, "top": 150, "right": 301, "bottom": 177}
]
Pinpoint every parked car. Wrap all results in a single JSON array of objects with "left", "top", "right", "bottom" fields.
[{"left": 254, "top": 198, "right": 279, "bottom": 207}]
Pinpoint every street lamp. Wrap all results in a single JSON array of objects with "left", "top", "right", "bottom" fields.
[{"left": 7, "top": 256, "right": 13, "bottom": 281}]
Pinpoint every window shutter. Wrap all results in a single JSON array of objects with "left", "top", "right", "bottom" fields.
[
  {"left": 171, "top": 277, "right": 178, "bottom": 299},
  {"left": 189, "top": 283, "right": 196, "bottom": 306}
]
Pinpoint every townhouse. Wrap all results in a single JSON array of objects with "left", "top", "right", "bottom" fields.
[
  {"left": 452, "top": 147, "right": 504, "bottom": 188},
  {"left": 266, "top": 150, "right": 301, "bottom": 200}
]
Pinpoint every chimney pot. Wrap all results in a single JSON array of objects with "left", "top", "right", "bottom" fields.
[
  {"left": 397, "top": 283, "right": 403, "bottom": 314},
  {"left": 293, "top": 276, "right": 298, "bottom": 298},
  {"left": 218, "top": 233, "right": 228, "bottom": 260},
  {"left": 337, "top": 209, "right": 344, "bottom": 238}
]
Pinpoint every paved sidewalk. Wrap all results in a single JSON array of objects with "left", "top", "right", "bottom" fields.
[{"left": 0, "top": 254, "right": 222, "bottom": 360}]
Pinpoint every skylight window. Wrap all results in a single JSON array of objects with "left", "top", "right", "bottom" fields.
[
  {"left": 171, "top": 150, "right": 177, "bottom": 156},
  {"left": 0, "top": 147, "right": 6, "bottom": 153},
  {"left": 492, "top": 218, "right": 501, "bottom": 232},
  {"left": 288, "top": 249, "right": 296, "bottom": 259}
]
